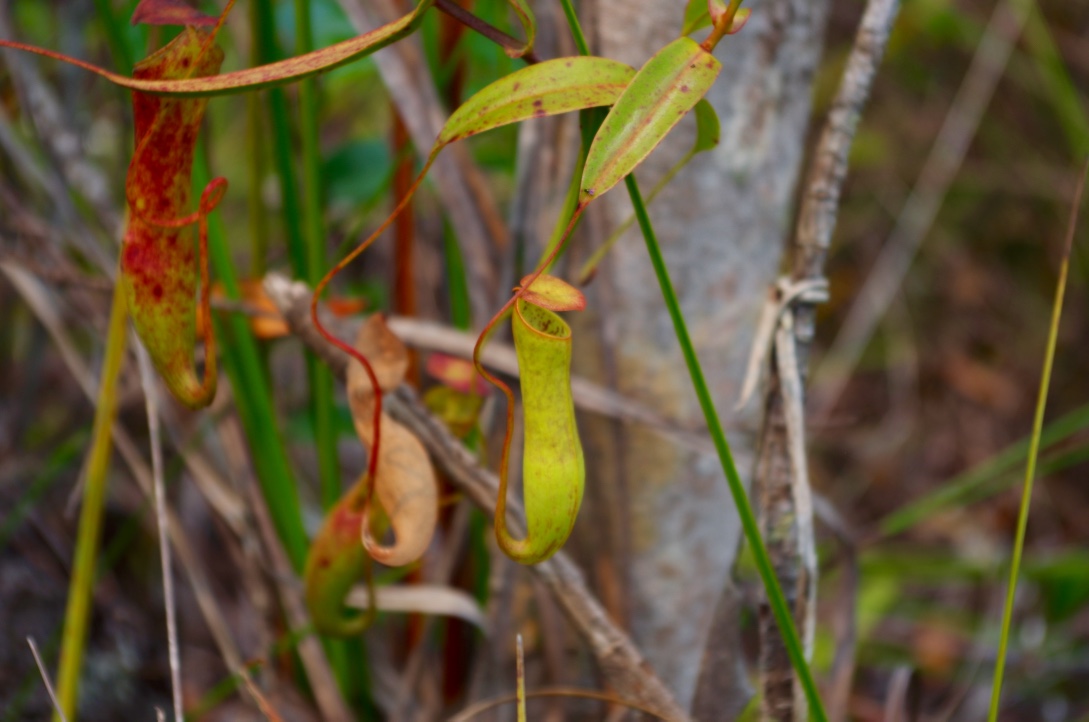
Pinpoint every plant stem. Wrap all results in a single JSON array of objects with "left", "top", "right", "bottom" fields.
[
  {"left": 625, "top": 174, "right": 829, "bottom": 722},
  {"left": 195, "top": 154, "right": 309, "bottom": 571},
  {"left": 253, "top": 0, "right": 308, "bottom": 275},
  {"left": 558, "top": 0, "right": 590, "bottom": 56},
  {"left": 435, "top": 0, "right": 538, "bottom": 63},
  {"left": 247, "top": 0, "right": 270, "bottom": 277},
  {"left": 294, "top": 0, "right": 341, "bottom": 512},
  {"left": 986, "top": 164, "right": 1083, "bottom": 722},
  {"left": 53, "top": 276, "right": 128, "bottom": 722}
]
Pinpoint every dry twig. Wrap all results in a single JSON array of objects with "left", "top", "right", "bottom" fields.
[{"left": 749, "top": 0, "right": 900, "bottom": 718}]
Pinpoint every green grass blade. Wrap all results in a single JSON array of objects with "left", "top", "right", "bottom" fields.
[
  {"left": 879, "top": 401, "right": 1089, "bottom": 537},
  {"left": 195, "top": 153, "right": 310, "bottom": 571},
  {"left": 252, "top": 0, "right": 308, "bottom": 276},
  {"left": 1021, "top": 2, "right": 1089, "bottom": 156},
  {"left": 987, "top": 164, "right": 1085, "bottom": 722},
  {"left": 91, "top": 0, "right": 135, "bottom": 76},
  {"left": 53, "top": 278, "right": 128, "bottom": 722},
  {"left": 625, "top": 174, "right": 829, "bottom": 722},
  {"left": 294, "top": 0, "right": 341, "bottom": 512}
]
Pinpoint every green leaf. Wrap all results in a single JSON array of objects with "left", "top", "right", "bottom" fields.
[
  {"left": 692, "top": 97, "right": 721, "bottom": 152},
  {"left": 504, "top": 0, "right": 536, "bottom": 59},
  {"left": 0, "top": 0, "right": 435, "bottom": 97},
  {"left": 499, "top": 300, "right": 584, "bottom": 564},
  {"left": 681, "top": 0, "right": 719, "bottom": 35},
  {"left": 681, "top": 1, "right": 751, "bottom": 39},
  {"left": 575, "top": 98, "right": 719, "bottom": 285},
  {"left": 581, "top": 36, "right": 720, "bottom": 203},
  {"left": 437, "top": 56, "right": 636, "bottom": 146}
]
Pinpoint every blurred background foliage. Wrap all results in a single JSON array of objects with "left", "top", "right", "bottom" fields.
[{"left": 1, "top": 0, "right": 1088, "bottom": 720}]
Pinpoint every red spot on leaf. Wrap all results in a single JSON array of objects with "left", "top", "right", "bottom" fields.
[{"left": 120, "top": 28, "right": 224, "bottom": 408}]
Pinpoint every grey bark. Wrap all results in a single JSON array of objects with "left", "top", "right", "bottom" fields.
[{"left": 575, "top": 0, "right": 830, "bottom": 710}]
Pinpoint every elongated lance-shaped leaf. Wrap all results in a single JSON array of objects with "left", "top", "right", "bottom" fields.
[
  {"left": 504, "top": 0, "right": 536, "bottom": 59},
  {"left": 582, "top": 37, "right": 721, "bottom": 203},
  {"left": 0, "top": 0, "right": 434, "bottom": 97},
  {"left": 438, "top": 57, "right": 635, "bottom": 145},
  {"left": 121, "top": 27, "right": 223, "bottom": 408},
  {"left": 310, "top": 55, "right": 637, "bottom": 421},
  {"left": 577, "top": 98, "right": 720, "bottom": 284},
  {"left": 497, "top": 300, "right": 584, "bottom": 564},
  {"left": 315, "top": 55, "right": 637, "bottom": 299}
]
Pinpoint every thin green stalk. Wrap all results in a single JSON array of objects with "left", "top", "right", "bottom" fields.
[
  {"left": 253, "top": 0, "right": 308, "bottom": 275},
  {"left": 987, "top": 165, "right": 1084, "bottom": 722},
  {"left": 92, "top": 0, "right": 135, "bottom": 75},
  {"left": 577, "top": 149, "right": 693, "bottom": 282},
  {"left": 195, "top": 153, "right": 310, "bottom": 571},
  {"left": 540, "top": 0, "right": 601, "bottom": 271},
  {"left": 625, "top": 175, "right": 829, "bottom": 722},
  {"left": 554, "top": 0, "right": 822, "bottom": 715},
  {"left": 247, "top": 0, "right": 270, "bottom": 277},
  {"left": 558, "top": 0, "right": 590, "bottom": 56},
  {"left": 53, "top": 277, "right": 128, "bottom": 722},
  {"left": 293, "top": 0, "right": 341, "bottom": 512},
  {"left": 1021, "top": 0, "right": 1089, "bottom": 156}
]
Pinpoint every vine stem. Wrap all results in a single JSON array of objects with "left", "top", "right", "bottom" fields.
[
  {"left": 53, "top": 276, "right": 129, "bottom": 722},
  {"left": 624, "top": 175, "right": 829, "bottom": 722}
]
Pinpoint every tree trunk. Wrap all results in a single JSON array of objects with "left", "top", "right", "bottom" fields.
[{"left": 572, "top": 0, "right": 830, "bottom": 709}]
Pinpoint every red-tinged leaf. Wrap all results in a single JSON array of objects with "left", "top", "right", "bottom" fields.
[
  {"left": 517, "top": 273, "right": 586, "bottom": 312},
  {"left": 727, "top": 8, "right": 752, "bottom": 34},
  {"left": 427, "top": 353, "right": 491, "bottom": 396},
  {"left": 121, "top": 28, "right": 224, "bottom": 408},
  {"left": 0, "top": 0, "right": 434, "bottom": 97},
  {"left": 681, "top": 1, "right": 750, "bottom": 37},
  {"left": 304, "top": 487, "right": 372, "bottom": 636},
  {"left": 131, "top": 0, "right": 217, "bottom": 27},
  {"left": 581, "top": 37, "right": 721, "bottom": 203}
]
